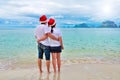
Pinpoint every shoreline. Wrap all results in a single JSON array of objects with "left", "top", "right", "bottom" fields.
[
  {"left": 0, "top": 57, "right": 120, "bottom": 71},
  {"left": 0, "top": 63, "right": 120, "bottom": 80}
]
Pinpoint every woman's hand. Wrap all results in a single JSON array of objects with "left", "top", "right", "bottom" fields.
[
  {"left": 37, "top": 39, "right": 40, "bottom": 43},
  {"left": 61, "top": 45, "right": 64, "bottom": 50}
]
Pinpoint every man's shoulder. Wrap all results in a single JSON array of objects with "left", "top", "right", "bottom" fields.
[
  {"left": 36, "top": 24, "right": 46, "bottom": 29},
  {"left": 35, "top": 25, "right": 40, "bottom": 29},
  {"left": 44, "top": 25, "right": 50, "bottom": 30}
]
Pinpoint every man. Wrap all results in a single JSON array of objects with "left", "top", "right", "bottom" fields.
[{"left": 34, "top": 15, "right": 58, "bottom": 73}]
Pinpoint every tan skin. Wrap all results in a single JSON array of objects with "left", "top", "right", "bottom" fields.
[
  {"left": 37, "top": 33, "right": 59, "bottom": 43},
  {"left": 37, "top": 34, "right": 64, "bottom": 49},
  {"left": 46, "top": 24, "right": 64, "bottom": 74},
  {"left": 52, "top": 36, "right": 64, "bottom": 74},
  {"left": 36, "top": 22, "right": 59, "bottom": 74},
  {"left": 37, "top": 24, "right": 64, "bottom": 74}
]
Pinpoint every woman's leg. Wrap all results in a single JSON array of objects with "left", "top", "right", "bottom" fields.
[
  {"left": 57, "top": 53, "right": 61, "bottom": 72},
  {"left": 52, "top": 53, "right": 57, "bottom": 73}
]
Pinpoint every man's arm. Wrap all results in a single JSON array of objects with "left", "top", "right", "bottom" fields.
[
  {"left": 59, "top": 37, "right": 64, "bottom": 50},
  {"left": 48, "top": 33, "right": 59, "bottom": 41},
  {"left": 37, "top": 34, "right": 48, "bottom": 43},
  {"left": 44, "top": 26, "right": 59, "bottom": 41},
  {"left": 37, "top": 32, "right": 59, "bottom": 43}
]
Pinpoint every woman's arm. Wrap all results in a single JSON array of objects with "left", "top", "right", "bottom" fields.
[{"left": 59, "top": 37, "right": 64, "bottom": 50}]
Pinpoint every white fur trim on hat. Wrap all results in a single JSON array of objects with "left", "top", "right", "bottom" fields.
[
  {"left": 49, "top": 21, "right": 56, "bottom": 26},
  {"left": 40, "top": 20, "right": 47, "bottom": 23}
]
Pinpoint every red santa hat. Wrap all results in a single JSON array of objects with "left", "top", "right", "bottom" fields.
[
  {"left": 39, "top": 15, "right": 47, "bottom": 23},
  {"left": 48, "top": 18, "right": 56, "bottom": 26}
]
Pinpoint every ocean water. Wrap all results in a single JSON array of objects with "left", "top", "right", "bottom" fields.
[{"left": 0, "top": 28, "right": 120, "bottom": 69}]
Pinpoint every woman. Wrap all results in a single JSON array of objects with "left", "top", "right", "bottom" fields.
[{"left": 48, "top": 18, "right": 64, "bottom": 73}]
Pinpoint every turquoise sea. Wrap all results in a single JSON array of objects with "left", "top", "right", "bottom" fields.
[{"left": 0, "top": 28, "right": 120, "bottom": 69}]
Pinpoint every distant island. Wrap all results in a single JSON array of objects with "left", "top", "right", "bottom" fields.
[
  {"left": 100, "top": 21, "right": 118, "bottom": 28},
  {"left": 0, "top": 18, "right": 120, "bottom": 28},
  {"left": 73, "top": 20, "right": 119, "bottom": 28},
  {"left": 74, "top": 23, "right": 89, "bottom": 28}
]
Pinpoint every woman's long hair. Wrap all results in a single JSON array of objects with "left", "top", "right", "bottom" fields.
[{"left": 51, "top": 24, "right": 56, "bottom": 33}]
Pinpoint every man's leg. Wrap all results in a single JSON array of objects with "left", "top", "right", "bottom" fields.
[
  {"left": 38, "top": 44, "right": 44, "bottom": 73},
  {"left": 46, "top": 60, "right": 50, "bottom": 73},
  {"left": 44, "top": 49, "right": 51, "bottom": 73},
  {"left": 38, "top": 59, "right": 43, "bottom": 73}
]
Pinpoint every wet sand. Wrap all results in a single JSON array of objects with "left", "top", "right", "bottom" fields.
[{"left": 0, "top": 59, "right": 120, "bottom": 80}]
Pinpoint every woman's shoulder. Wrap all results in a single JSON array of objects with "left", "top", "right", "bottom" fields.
[
  {"left": 54, "top": 28, "right": 62, "bottom": 35},
  {"left": 54, "top": 28, "right": 61, "bottom": 31}
]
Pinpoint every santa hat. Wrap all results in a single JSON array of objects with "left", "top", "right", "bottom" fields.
[
  {"left": 39, "top": 15, "right": 47, "bottom": 23},
  {"left": 48, "top": 18, "right": 56, "bottom": 26}
]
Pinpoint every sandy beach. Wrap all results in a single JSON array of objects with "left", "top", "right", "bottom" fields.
[{"left": 0, "top": 59, "right": 120, "bottom": 80}]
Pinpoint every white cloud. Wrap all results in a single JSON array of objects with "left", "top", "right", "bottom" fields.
[
  {"left": 50, "top": 15, "right": 64, "bottom": 19},
  {"left": 0, "top": 0, "right": 90, "bottom": 18},
  {"left": 0, "top": 0, "right": 120, "bottom": 23}
]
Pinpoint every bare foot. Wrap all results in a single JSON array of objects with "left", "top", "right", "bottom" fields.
[
  {"left": 39, "top": 73, "right": 43, "bottom": 80},
  {"left": 54, "top": 71, "right": 57, "bottom": 74},
  {"left": 58, "top": 71, "right": 60, "bottom": 73},
  {"left": 47, "top": 71, "right": 51, "bottom": 74},
  {"left": 40, "top": 70, "right": 43, "bottom": 74}
]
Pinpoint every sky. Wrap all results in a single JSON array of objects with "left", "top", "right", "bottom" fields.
[{"left": 0, "top": 0, "right": 120, "bottom": 27}]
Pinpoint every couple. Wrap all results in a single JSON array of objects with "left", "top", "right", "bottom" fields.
[{"left": 34, "top": 15, "right": 64, "bottom": 74}]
